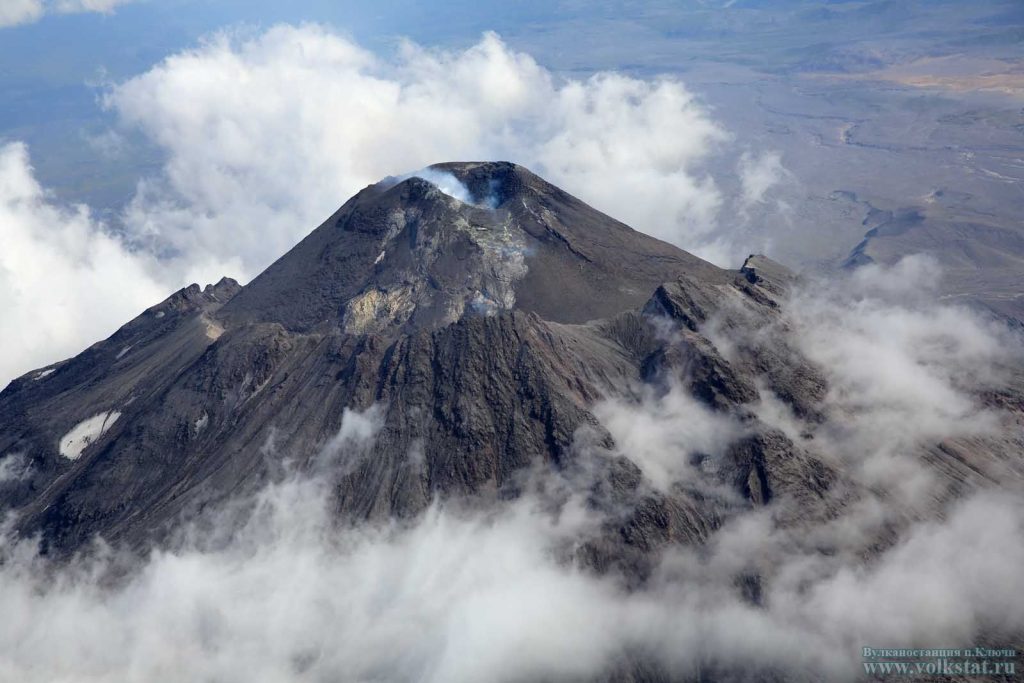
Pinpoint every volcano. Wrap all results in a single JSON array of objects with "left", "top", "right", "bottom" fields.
[
  {"left": 5, "top": 161, "right": 1024, "bottom": 683},
  {"left": 0, "top": 162, "right": 842, "bottom": 563}
]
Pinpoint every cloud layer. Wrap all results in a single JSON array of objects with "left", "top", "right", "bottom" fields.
[{"left": 1, "top": 260, "right": 1022, "bottom": 682}]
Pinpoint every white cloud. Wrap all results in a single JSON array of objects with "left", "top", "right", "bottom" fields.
[
  {"left": 0, "top": 26, "right": 754, "bottom": 385},
  {"left": 737, "top": 150, "right": 788, "bottom": 207},
  {"left": 106, "top": 26, "right": 731, "bottom": 286},
  {"left": 1, "top": 402, "right": 1022, "bottom": 682},
  {"left": 779, "top": 256, "right": 1013, "bottom": 501},
  {"left": 0, "top": 408, "right": 645, "bottom": 683},
  {"left": 0, "top": 0, "right": 42, "bottom": 27},
  {"left": 0, "top": 452, "right": 28, "bottom": 484},
  {"left": 0, "top": 488, "right": 630, "bottom": 683},
  {"left": 643, "top": 491, "right": 1024, "bottom": 679},
  {"left": 0, "top": 0, "right": 43, "bottom": 27},
  {"left": 53, "top": 0, "right": 131, "bottom": 13},
  {"left": 529, "top": 72, "right": 729, "bottom": 258},
  {"left": 0, "top": 142, "right": 168, "bottom": 388},
  {"left": 799, "top": 493, "right": 1024, "bottom": 651},
  {"left": 0, "top": 0, "right": 132, "bottom": 27},
  {"left": 0, "top": 254, "right": 1020, "bottom": 680},
  {"left": 594, "top": 380, "right": 743, "bottom": 493}
]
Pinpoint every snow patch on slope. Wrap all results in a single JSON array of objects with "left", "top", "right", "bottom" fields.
[{"left": 58, "top": 411, "right": 121, "bottom": 460}]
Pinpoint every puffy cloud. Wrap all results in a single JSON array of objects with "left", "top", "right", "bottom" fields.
[
  {"left": 0, "top": 0, "right": 43, "bottom": 28},
  {"left": 780, "top": 255, "right": 1014, "bottom": 501},
  {"left": 529, "top": 73, "right": 728, "bottom": 258},
  {"left": 1, "top": 26, "right": 740, "bottom": 387},
  {"left": 588, "top": 257, "right": 1024, "bottom": 675},
  {"left": 737, "top": 150, "right": 788, "bottom": 208},
  {"left": 0, "top": 256, "right": 1022, "bottom": 680},
  {"left": 0, "top": 485, "right": 630, "bottom": 682},
  {"left": 1, "top": 391, "right": 1023, "bottom": 681},
  {"left": 0, "top": 408, "right": 646, "bottom": 683},
  {"left": 0, "top": 0, "right": 132, "bottom": 27},
  {"left": 52, "top": 0, "right": 132, "bottom": 13},
  {"left": 798, "top": 493, "right": 1024, "bottom": 651},
  {"left": 643, "top": 491, "right": 1024, "bottom": 679},
  {"left": 0, "top": 142, "right": 167, "bottom": 388},
  {"left": 107, "top": 26, "right": 731, "bottom": 286},
  {"left": 594, "top": 380, "right": 743, "bottom": 493}
]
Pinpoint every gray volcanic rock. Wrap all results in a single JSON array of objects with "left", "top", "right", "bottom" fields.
[{"left": 0, "top": 162, "right": 836, "bottom": 563}]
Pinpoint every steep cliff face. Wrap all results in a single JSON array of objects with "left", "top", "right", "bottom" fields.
[{"left": 0, "top": 163, "right": 862, "bottom": 562}]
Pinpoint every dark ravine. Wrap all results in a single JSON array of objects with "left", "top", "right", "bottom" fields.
[{"left": 1, "top": 162, "right": 1022, "bottom": 681}]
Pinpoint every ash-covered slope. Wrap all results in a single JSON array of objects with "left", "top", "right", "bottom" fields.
[{"left": 0, "top": 163, "right": 847, "bottom": 561}]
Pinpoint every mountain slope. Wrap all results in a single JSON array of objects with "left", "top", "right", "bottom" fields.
[
  {"left": 0, "top": 163, "right": 840, "bottom": 560},
  {"left": 2, "top": 162, "right": 1019, "bottom": 579},
  {"left": 4, "top": 163, "right": 1024, "bottom": 683}
]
